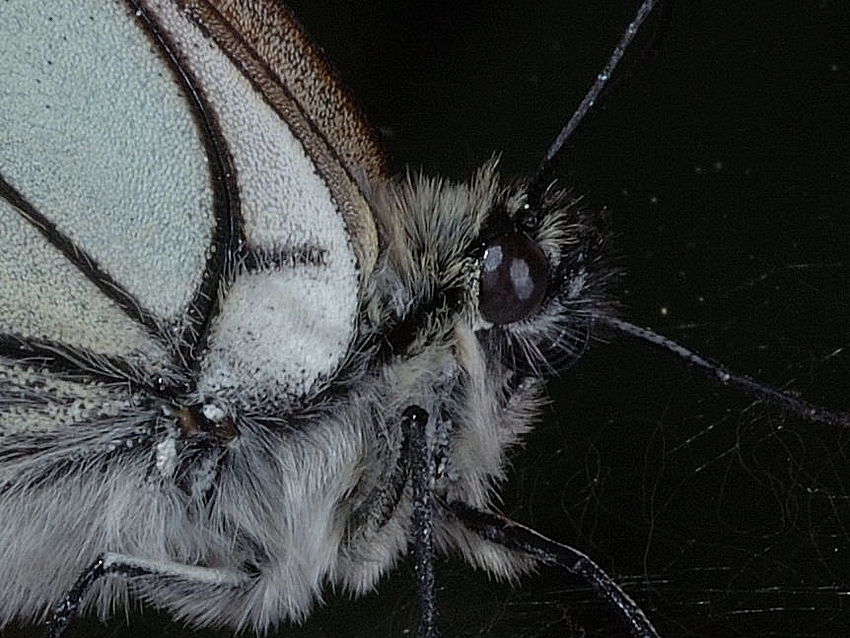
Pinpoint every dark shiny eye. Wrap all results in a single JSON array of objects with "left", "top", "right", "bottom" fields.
[{"left": 479, "top": 233, "right": 549, "bottom": 325}]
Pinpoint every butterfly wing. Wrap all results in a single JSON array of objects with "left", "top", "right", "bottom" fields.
[
  {"left": 0, "top": 0, "right": 383, "bottom": 397},
  {"left": 0, "top": 0, "right": 385, "bottom": 627}
]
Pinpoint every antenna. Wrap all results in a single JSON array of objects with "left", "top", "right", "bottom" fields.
[
  {"left": 600, "top": 315, "right": 850, "bottom": 428},
  {"left": 528, "top": 0, "right": 659, "bottom": 205}
]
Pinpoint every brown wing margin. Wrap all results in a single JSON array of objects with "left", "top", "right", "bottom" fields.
[{"left": 179, "top": 0, "right": 383, "bottom": 276}]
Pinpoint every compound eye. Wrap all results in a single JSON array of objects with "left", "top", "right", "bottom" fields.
[{"left": 479, "top": 232, "right": 549, "bottom": 325}]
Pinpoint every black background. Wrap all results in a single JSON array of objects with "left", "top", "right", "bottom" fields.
[{"left": 10, "top": 2, "right": 849, "bottom": 637}]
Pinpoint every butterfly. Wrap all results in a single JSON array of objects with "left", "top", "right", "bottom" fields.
[{"left": 1, "top": 2, "right": 847, "bottom": 638}]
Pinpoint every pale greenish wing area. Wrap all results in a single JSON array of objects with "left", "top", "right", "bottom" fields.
[
  {"left": 143, "top": 1, "right": 361, "bottom": 403},
  {"left": 0, "top": 200, "right": 169, "bottom": 363},
  {"left": 0, "top": 0, "right": 215, "bottom": 361}
]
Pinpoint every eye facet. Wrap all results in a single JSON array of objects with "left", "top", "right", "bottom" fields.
[{"left": 479, "top": 232, "right": 549, "bottom": 325}]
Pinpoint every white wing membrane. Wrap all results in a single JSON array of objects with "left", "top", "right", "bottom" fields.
[
  {"left": 141, "top": 0, "right": 360, "bottom": 401},
  {"left": 0, "top": 1, "right": 215, "bottom": 329},
  {"left": 0, "top": 0, "right": 361, "bottom": 401},
  {"left": 0, "top": 202, "right": 169, "bottom": 362}
]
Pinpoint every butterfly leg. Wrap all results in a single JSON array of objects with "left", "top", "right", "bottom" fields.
[
  {"left": 43, "top": 552, "right": 247, "bottom": 638},
  {"left": 403, "top": 406, "right": 441, "bottom": 638},
  {"left": 446, "top": 501, "right": 660, "bottom": 638}
]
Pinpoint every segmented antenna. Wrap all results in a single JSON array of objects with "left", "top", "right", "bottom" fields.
[
  {"left": 528, "top": 0, "right": 658, "bottom": 205},
  {"left": 600, "top": 316, "right": 850, "bottom": 428}
]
